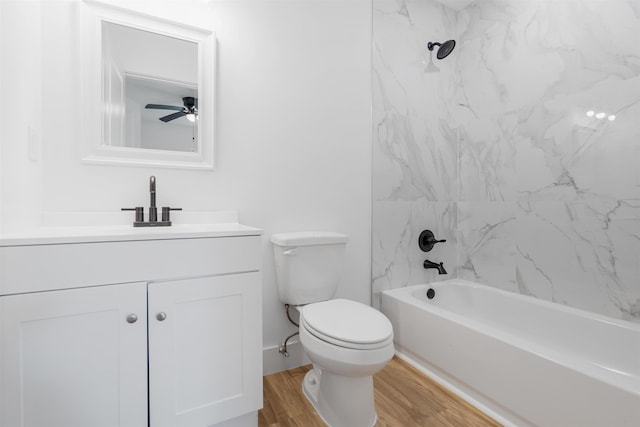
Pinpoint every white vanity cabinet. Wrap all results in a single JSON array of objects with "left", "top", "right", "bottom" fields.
[
  {"left": 148, "top": 273, "right": 262, "bottom": 427},
  {"left": 0, "top": 226, "right": 263, "bottom": 427},
  {"left": 0, "top": 282, "right": 149, "bottom": 427}
]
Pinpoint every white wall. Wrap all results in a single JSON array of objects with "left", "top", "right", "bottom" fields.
[
  {"left": 210, "top": 0, "right": 373, "bottom": 371},
  {"left": 0, "top": 2, "right": 3, "bottom": 233},
  {"left": 0, "top": 1, "right": 44, "bottom": 233},
  {"left": 3, "top": 0, "right": 372, "bottom": 372}
]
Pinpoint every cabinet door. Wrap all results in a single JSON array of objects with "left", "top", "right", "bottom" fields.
[
  {"left": 148, "top": 272, "right": 262, "bottom": 427},
  {"left": 0, "top": 282, "right": 148, "bottom": 427}
]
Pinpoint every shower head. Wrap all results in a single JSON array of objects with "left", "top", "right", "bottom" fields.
[{"left": 427, "top": 39, "right": 456, "bottom": 60}]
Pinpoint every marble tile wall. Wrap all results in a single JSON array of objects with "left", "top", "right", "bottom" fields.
[
  {"left": 372, "top": 0, "right": 640, "bottom": 322},
  {"left": 372, "top": 0, "right": 459, "bottom": 308}
]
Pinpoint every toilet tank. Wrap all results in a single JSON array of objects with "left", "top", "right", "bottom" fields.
[{"left": 271, "top": 232, "right": 348, "bottom": 305}]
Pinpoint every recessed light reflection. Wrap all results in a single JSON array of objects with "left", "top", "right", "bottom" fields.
[{"left": 585, "top": 109, "right": 617, "bottom": 122}]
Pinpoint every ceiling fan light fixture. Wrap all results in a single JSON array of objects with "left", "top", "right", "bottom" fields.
[{"left": 145, "top": 96, "right": 198, "bottom": 123}]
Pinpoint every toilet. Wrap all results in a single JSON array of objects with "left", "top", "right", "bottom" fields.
[{"left": 271, "top": 232, "right": 394, "bottom": 427}]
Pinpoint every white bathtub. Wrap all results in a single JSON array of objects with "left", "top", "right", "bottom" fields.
[{"left": 381, "top": 279, "right": 640, "bottom": 427}]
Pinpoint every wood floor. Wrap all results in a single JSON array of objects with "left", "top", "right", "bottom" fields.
[{"left": 259, "top": 356, "right": 501, "bottom": 427}]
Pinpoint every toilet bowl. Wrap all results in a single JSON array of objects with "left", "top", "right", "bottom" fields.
[
  {"left": 299, "top": 299, "right": 394, "bottom": 427},
  {"left": 271, "top": 232, "right": 394, "bottom": 427}
]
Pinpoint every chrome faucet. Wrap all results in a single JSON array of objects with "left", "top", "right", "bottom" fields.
[
  {"left": 122, "top": 176, "right": 181, "bottom": 227},
  {"left": 424, "top": 259, "right": 447, "bottom": 275},
  {"left": 149, "top": 176, "right": 157, "bottom": 222}
]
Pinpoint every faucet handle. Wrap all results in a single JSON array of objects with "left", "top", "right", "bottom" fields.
[
  {"left": 161, "top": 207, "right": 182, "bottom": 222},
  {"left": 122, "top": 207, "right": 144, "bottom": 222},
  {"left": 419, "top": 229, "right": 446, "bottom": 252}
]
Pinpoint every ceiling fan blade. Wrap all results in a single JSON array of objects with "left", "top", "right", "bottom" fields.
[
  {"left": 159, "top": 111, "right": 187, "bottom": 122},
  {"left": 145, "top": 104, "right": 184, "bottom": 111}
]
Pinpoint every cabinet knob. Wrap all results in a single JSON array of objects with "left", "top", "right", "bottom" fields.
[
  {"left": 126, "top": 314, "right": 138, "bottom": 324},
  {"left": 156, "top": 312, "right": 167, "bottom": 321}
]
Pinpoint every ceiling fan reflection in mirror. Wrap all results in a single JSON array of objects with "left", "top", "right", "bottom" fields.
[{"left": 145, "top": 96, "right": 198, "bottom": 123}]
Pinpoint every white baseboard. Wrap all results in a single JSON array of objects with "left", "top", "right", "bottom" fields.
[
  {"left": 207, "top": 411, "right": 257, "bottom": 427},
  {"left": 263, "top": 341, "right": 310, "bottom": 375},
  {"left": 395, "top": 350, "right": 521, "bottom": 427}
]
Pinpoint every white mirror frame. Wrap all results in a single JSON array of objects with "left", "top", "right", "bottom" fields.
[{"left": 79, "top": 0, "right": 215, "bottom": 170}]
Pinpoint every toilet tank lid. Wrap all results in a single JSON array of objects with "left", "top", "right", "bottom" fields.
[{"left": 271, "top": 231, "right": 348, "bottom": 247}]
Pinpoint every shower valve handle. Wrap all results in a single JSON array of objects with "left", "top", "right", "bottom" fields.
[{"left": 419, "top": 230, "right": 446, "bottom": 252}]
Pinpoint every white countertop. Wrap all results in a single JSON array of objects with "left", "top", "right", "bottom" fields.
[{"left": 0, "top": 223, "right": 262, "bottom": 246}]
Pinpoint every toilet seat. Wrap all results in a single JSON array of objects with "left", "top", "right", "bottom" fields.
[{"left": 301, "top": 299, "right": 393, "bottom": 350}]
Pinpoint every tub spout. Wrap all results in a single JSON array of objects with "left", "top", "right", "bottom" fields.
[{"left": 424, "top": 259, "right": 447, "bottom": 275}]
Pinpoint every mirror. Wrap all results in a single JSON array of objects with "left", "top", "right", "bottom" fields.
[
  {"left": 122, "top": 75, "right": 198, "bottom": 153},
  {"left": 103, "top": 22, "right": 199, "bottom": 153},
  {"left": 80, "top": 1, "right": 215, "bottom": 169}
]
